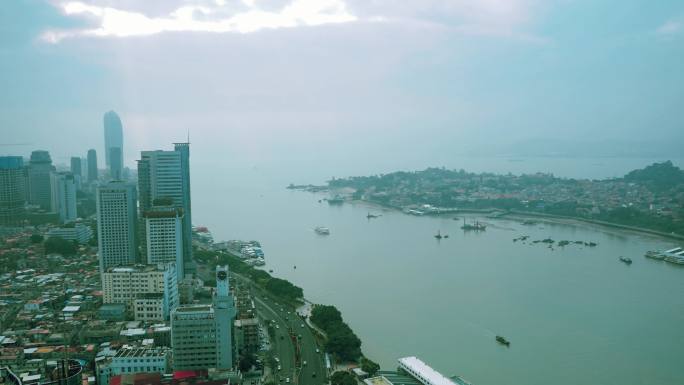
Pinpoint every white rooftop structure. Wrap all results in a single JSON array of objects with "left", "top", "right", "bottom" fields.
[{"left": 398, "top": 356, "right": 458, "bottom": 385}]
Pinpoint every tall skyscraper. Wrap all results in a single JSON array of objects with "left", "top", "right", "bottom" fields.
[
  {"left": 171, "top": 265, "right": 234, "bottom": 370},
  {"left": 50, "top": 172, "right": 78, "bottom": 223},
  {"left": 174, "top": 142, "right": 194, "bottom": 276},
  {"left": 138, "top": 147, "right": 192, "bottom": 275},
  {"left": 0, "top": 156, "right": 26, "bottom": 226},
  {"left": 27, "top": 150, "right": 55, "bottom": 210},
  {"left": 104, "top": 110, "right": 124, "bottom": 178},
  {"left": 97, "top": 181, "right": 138, "bottom": 272},
  {"left": 87, "top": 149, "right": 98, "bottom": 182},
  {"left": 144, "top": 206, "right": 184, "bottom": 270}
]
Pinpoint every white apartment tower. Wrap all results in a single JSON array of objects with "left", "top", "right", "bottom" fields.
[
  {"left": 51, "top": 172, "right": 78, "bottom": 223},
  {"left": 144, "top": 206, "right": 183, "bottom": 271},
  {"left": 96, "top": 181, "right": 137, "bottom": 272}
]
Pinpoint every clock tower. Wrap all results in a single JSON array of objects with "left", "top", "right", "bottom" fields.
[{"left": 213, "top": 265, "right": 235, "bottom": 369}]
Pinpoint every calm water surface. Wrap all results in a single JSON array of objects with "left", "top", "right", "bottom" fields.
[{"left": 193, "top": 157, "right": 684, "bottom": 385}]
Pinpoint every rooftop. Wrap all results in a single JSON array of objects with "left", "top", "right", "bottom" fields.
[{"left": 398, "top": 357, "right": 459, "bottom": 385}]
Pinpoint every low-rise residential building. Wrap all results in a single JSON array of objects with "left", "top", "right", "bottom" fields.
[
  {"left": 102, "top": 264, "right": 178, "bottom": 319},
  {"left": 96, "top": 346, "right": 171, "bottom": 385}
]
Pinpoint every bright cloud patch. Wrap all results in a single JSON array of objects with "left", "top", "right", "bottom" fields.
[
  {"left": 42, "top": 0, "right": 358, "bottom": 43},
  {"left": 656, "top": 20, "right": 682, "bottom": 36}
]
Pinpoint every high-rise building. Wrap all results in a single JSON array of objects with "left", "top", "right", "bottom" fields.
[
  {"left": 50, "top": 172, "right": 78, "bottom": 223},
  {"left": 213, "top": 265, "right": 235, "bottom": 369},
  {"left": 144, "top": 206, "right": 184, "bottom": 271},
  {"left": 175, "top": 142, "right": 194, "bottom": 275},
  {"left": 102, "top": 264, "right": 178, "bottom": 318},
  {"left": 171, "top": 265, "right": 235, "bottom": 371},
  {"left": 70, "top": 157, "right": 82, "bottom": 177},
  {"left": 96, "top": 181, "right": 137, "bottom": 272},
  {"left": 0, "top": 156, "right": 26, "bottom": 226},
  {"left": 87, "top": 149, "right": 98, "bottom": 182},
  {"left": 104, "top": 110, "right": 124, "bottom": 177},
  {"left": 27, "top": 150, "right": 55, "bottom": 210},
  {"left": 138, "top": 148, "right": 193, "bottom": 275},
  {"left": 110, "top": 147, "right": 122, "bottom": 180}
]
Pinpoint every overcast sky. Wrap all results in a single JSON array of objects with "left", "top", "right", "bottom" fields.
[{"left": 1, "top": 0, "right": 683, "bottom": 168}]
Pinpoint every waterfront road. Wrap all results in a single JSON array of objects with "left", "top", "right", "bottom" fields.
[{"left": 231, "top": 273, "right": 327, "bottom": 385}]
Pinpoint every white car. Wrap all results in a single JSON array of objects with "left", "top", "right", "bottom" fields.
[{"left": 300, "top": 323, "right": 305, "bottom": 328}]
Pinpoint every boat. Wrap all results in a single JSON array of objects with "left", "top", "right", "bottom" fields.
[
  {"left": 327, "top": 195, "right": 344, "bottom": 205},
  {"left": 315, "top": 226, "right": 330, "bottom": 235},
  {"left": 268, "top": 269, "right": 274, "bottom": 273},
  {"left": 461, "top": 219, "right": 486, "bottom": 231},
  {"left": 434, "top": 231, "right": 442, "bottom": 240},
  {"left": 645, "top": 250, "right": 665, "bottom": 260},
  {"left": 645, "top": 247, "right": 684, "bottom": 264},
  {"left": 366, "top": 212, "right": 381, "bottom": 219},
  {"left": 619, "top": 256, "right": 632, "bottom": 265},
  {"left": 443, "top": 234, "right": 449, "bottom": 239},
  {"left": 496, "top": 336, "right": 510, "bottom": 347}
]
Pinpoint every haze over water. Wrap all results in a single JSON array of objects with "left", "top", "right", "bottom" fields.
[{"left": 193, "top": 156, "right": 684, "bottom": 385}]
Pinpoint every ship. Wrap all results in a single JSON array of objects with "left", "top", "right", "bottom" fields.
[
  {"left": 496, "top": 336, "right": 510, "bottom": 346},
  {"left": 461, "top": 219, "right": 486, "bottom": 231},
  {"left": 434, "top": 231, "right": 442, "bottom": 240},
  {"left": 645, "top": 247, "right": 684, "bottom": 264},
  {"left": 619, "top": 256, "right": 632, "bottom": 265},
  {"left": 366, "top": 212, "right": 381, "bottom": 219},
  {"left": 315, "top": 226, "right": 330, "bottom": 235},
  {"left": 327, "top": 195, "right": 344, "bottom": 205}
]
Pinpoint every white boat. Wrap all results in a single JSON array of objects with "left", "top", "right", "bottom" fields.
[{"left": 315, "top": 226, "right": 330, "bottom": 235}]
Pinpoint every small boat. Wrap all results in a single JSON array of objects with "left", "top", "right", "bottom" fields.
[
  {"left": 315, "top": 226, "right": 330, "bottom": 235},
  {"left": 366, "top": 212, "right": 380, "bottom": 219},
  {"left": 461, "top": 219, "right": 486, "bottom": 231},
  {"left": 434, "top": 231, "right": 443, "bottom": 240},
  {"left": 268, "top": 269, "right": 273, "bottom": 273},
  {"left": 443, "top": 234, "right": 449, "bottom": 239},
  {"left": 293, "top": 265, "right": 297, "bottom": 269},
  {"left": 619, "top": 256, "right": 632, "bottom": 265},
  {"left": 496, "top": 336, "right": 510, "bottom": 347}
]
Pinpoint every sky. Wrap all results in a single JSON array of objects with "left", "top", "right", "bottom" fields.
[{"left": 0, "top": 0, "right": 683, "bottom": 170}]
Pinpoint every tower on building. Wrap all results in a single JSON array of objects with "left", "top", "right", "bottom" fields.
[{"left": 104, "top": 110, "right": 124, "bottom": 179}]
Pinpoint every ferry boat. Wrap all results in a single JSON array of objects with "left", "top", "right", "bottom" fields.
[
  {"left": 645, "top": 247, "right": 684, "bottom": 264},
  {"left": 315, "top": 226, "right": 330, "bottom": 235}
]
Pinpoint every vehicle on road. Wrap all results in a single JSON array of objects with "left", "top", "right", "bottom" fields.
[
  {"left": 303, "top": 360, "right": 307, "bottom": 366},
  {"left": 312, "top": 372, "right": 316, "bottom": 378},
  {"left": 315, "top": 348, "right": 319, "bottom": 353},
  {"left": 300, "top": 323, "right": 304, "bottom": 328},
  {"left": 286, "top": 378, "right": 290, "bottom": 383}
]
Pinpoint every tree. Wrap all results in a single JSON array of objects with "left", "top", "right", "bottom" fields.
[
  {"left": 30, "top": 234, "right": 44, "bottom": 244},
  {"left": 361, "top": 357, "right": 380, "bottom": 377},
  {"left": 44, "top": 237, "right": 77, "bottom": 256},
  {"left": 311, "top": 304, "right": 343, "bottom": 330},
  {"left": 239, "top": 354, "right": 256, "bottom": 372},
  {"left": 330, "top": 371, "right": 356, "bottom": 385}
]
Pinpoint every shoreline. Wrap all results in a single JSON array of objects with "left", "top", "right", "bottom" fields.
[{"left": 350, "top": 198, "right": 684, "bottom": 243}]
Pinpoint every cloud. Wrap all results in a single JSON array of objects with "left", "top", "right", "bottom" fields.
[
  {"left": 656, "top": 19, "right": 682, "bottom": 36},
  {"left": 41, "top": 0, "right": 358, "bottom": 43}
]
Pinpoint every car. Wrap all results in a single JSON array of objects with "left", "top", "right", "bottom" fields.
[
  {"left": 286, "top": 378, "right": 290, "bottom": 383},
  {"left": 275, "top": 357, "right": 280, "bottom": 363},
  {"left": 277, "top": 365, "right": 281, "bottom": 371},
  {"left": 300, "top": 323, "right": 305, "bottom": 328},
  {"left": 315, "top": 348, "right": 320, "bottom": 353},
  {"left": 280, "top": 335, "right": 284, "bottom": 340},
  {"left": 303, "top": 361, "right": 307, "bottom": 366},
  {"left": 312, "top": 372, "right": 316, "bottom": 378}
]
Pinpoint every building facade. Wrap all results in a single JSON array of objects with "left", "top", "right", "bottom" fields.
[
  {"left": 104, "top": 110, "right": 124, "bottom": 177},
  {"left": 102, "top": 264, "right": 178, "bottom": 319},
  {"left": 0, "top": 156, "right": 26, "bottom": 226},
  {"left": 138, "top": 148, "right": 193, "bottom": 276},
  {"left": 97, "top": 182, "right": 138, "bottom": 272},
  {"left": 96, "top": 347, "right": 171, "bottom": 385},
  {"left": 27, "top": 150, "right": 54, "bottom": 211},
  {"left": 46, "top": 223, "right": 93, "bottom": 244},
  {"left": 133, "top": 293, "right": 166, "bottom": 322},
  {"left": 171, "top": 266, "right": 235, "bottom": 371},
  {"left": 50, "top": 172, "right": 77, "bottom": 223},
  {"left": 144, "top": 206, "right": 183, "bottom": 271},
  {"left": 87, "top": 149, "right": 98, "bottom": 182}
]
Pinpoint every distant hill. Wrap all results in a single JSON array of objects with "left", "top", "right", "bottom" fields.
[{"left": 623, "top": 161, "right": 684, "bottom": 190}]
